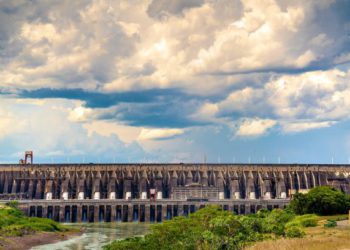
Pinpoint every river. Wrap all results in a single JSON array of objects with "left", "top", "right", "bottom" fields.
[{"left": 31, "top": 223, "right": 150, "bottom": 250}]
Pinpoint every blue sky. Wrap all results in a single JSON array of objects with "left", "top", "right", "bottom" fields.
[{"left": 1, "top": 0, "right": 350, "bottom": 164}]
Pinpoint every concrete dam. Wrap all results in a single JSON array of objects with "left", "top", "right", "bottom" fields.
[{"left": 0, "top": 163, "right": 349, "bottom": 223}]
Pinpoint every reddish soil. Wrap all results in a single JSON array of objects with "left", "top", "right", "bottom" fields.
[{"left": 0, "top": 231, "right": 82, "bottom": 250}]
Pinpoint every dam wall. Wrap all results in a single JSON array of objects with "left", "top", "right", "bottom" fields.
[{"left": 0, "top": 163, "right": 349, "bottom": 222}]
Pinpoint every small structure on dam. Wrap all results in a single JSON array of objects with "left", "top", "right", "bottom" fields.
[{"left": 0, "top": 163, "right": 349, "bottom": 223}]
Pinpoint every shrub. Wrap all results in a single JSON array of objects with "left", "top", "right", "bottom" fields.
[
  {"left": 239, "top": 216, "right": 263, "bottom": 233},
  {"left": 289, "top": 193, "right": 309, "bottom": 215},
  {"left": 261, "top": 209, "right": 295, "bottom": 235},
  {"left": 289, "top": 186, "right": 350, "bottom": 215},
  {"left": 103, "top": 237, "right": 147, "bottom": 250},
  {"left": 0, "top": 204, "right": 67, "bottom": 237},
  {"left": 300, "top": 218, "right": 317, "bottom": 227},
  {"left": 324, "top": 220, "right": 337, "bottom": 228},
  {"left": 286, "top": 214, "right": 318, "bottom": 228},
  {"left": 285, "top": 226, "right": 305, "bottom": 238},
  {"left": 105, "top": 206, "right": 300, "bottom": 250},
  {"left": 256, "top": 208, "right": 270, "bottom": 218},
  {"left": 6, "top": 201, "right": 19, "bottom": 209},
  {"left": 307, "top": 186, "right": 350, "bottom": 215}
]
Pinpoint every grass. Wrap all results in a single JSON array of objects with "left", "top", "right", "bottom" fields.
[
  {"left": 0, "top": 202, "right": 70, "bottom": 237},
  {"left": 315, "top": 214, "right": 348, "bottom": 221},
  {"left": 245, "top": 216, "right": 350, "bottom": 250},
  {"left": 285, "top": 214, "right": 319, "bottom": 228}
]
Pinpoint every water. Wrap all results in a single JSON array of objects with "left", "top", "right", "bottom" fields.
[{"left": 31, "top": 223, "right": 150, "bottom": 250}]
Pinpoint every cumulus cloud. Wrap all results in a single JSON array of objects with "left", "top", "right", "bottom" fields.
[
  {"left": 236, "top": 118, "right": 276, "bottom": 137},
  {"left": 0, "top": 97, "right": 146, "bottom": 163},
  {"left": 193, "top": 68, "right": 350, "bottom": 135},
  {"left": 68, "top": 105, "right": 94, "bottom": 122},
  {"left": 0, "top": 0, "right": 137, "bottom": 92},
  {"left": 1, "top": 0, "right": 350, "bottom": 162},
  {"left": 281, "top": 121, "right": 336, "bottom": 133},
  {"left": 83, "top": 120, "right": 142, "bottom": 143},
  {"left": 138, "top": 128, "right": 185, "bottom": 141},
  {"left": 266, "top": 69, "right": 350, "bottom": 120},
  {"left": 147, "top": 0, "right": 204, "bottom": 19},
  {"left": 2, "top": 0, "right": 348, "bottom": 94}
]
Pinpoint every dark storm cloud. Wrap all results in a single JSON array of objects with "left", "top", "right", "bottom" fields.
[
  {"left": 19, "top": 87, "right": 209, "bottom": 128},
  {"left": 20, "top": 88, "right": 195, "bottom": 107},
  {"left": 98, "top": 101, "right": 208, "bottom": 128}
]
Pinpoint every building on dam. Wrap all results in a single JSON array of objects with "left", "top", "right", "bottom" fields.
[{"left": 0, "top": 163, "right": 349, "bottom": 223}]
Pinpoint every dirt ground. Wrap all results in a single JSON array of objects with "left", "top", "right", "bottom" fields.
[{"left": 0, "top": 231, "right": 82, "bottom": 250}]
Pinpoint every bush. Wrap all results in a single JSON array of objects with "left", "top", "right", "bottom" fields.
[
  {"left": 285, "top": 226, "right": 305, "bottom": 238},
  {"left": 289, "top": 193, "right": 309, "bottom": 215},
  {"left": 324, "top": 220, "right": 337, "bottom": 228},
  {"left": 261, "top": 209, "right": 295, "bottom": 236},
  {"left": 0, "top": 205, "right": 67, "bottom": 237},
  {"left": 289, "top": 186, "right": 350, "bottom": 215},
  {"left": 6, "top": 201, "right": 19, "bottom": 209},
  {"left": 105, "top": 207, "right": 300, "bottom": 250},
  {"left": 286, "top": 214, "right": 318, "bottom": 228},
  {"left": 300, "top": 218, "right": 317, "bottom": 227},
  {"left": 104, "top": 237, "right": 147, "bottom": 250}
]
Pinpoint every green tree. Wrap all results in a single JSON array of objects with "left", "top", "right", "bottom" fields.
[
  {"left": 288, "top": 193, "right": 308, "bottom": 215},
  {"left": 289, "top": 186, "right": 350, "bottom": 215},
  {"left": 306, "top": 186, "right": 349, "bottom": 215},
  {"left": 104, "top": 206, "right": 302, "bottom": 250}
]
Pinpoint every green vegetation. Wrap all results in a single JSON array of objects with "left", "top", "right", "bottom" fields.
[
  {"left": 246, "top": 216, "right": 350, "bottom": 250},
  {"left": 323, "top": 219, "right": 337, "bottom": 228},
  {"left": 289, "top": 186, "right": 350, "bottom": 215},
  {"left": 284, "top": 226, "right": 305, "bottom": 238},
  {"left": 104, "top": 206, "right": 318, "bottom": 250},
  {"left": 105, "top": 186, "right": 350, "bottom": 250},
  {"left": 0, "top": 201, "right": 68, "bottom": 237},
  {"left": 285, "top": 214, "right": 318, "bottom": 228}
]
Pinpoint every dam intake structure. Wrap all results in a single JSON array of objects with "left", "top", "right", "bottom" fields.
[{"left": 0, "top": 163, "right": 349, "bottom": 223}]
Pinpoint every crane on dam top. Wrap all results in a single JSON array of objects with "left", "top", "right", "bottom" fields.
[{"left": 19, "top": 151, "right": 33, "bottom": 165}]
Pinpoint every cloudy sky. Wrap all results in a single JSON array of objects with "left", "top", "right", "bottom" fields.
[{"left": 1, "top": 0, "right": 350, "bottom": 164}]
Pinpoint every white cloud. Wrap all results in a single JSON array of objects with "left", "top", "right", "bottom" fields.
[
  {"left": 68, "top": 105, "right": 94, "bottom": 122},
  {"left": 0, "top": 99, "right": 27, "bottom": 139},
  {"left": 220, "top": 69, "right": 350, "bottom": 121},
  {"left": 188, "top": 0, "right": 308, "bottom": 73},
  {"left": 1, "top": 0, "right": 350, "bottom": 163},
  {"left": 83, "top": 120, "right": 142, "bottom": 143},
  {"left": 0, "top": 97, "right": 146, "bottom": 162},
  {"left": 190, "top": 102, "right": 219, "bottom": 122},
  {"left": 236, "top": 118, "right": 276, "bottom": 137},
  {"left": 191, "top": 68, "right": 350, "bottom": 137},
  {"left": 138, "top": 128, "right": 184, "bottom": 140},
  {"left": 1, "top": 0, "right": 344, "bottom": 95},
  {"left": 218, "top": 87, "right": 265, "bottom": 115},
  {"left": 295, "top": 50, "right": 316, "bottom": 68},
  {"left": 21, "top": 23, "right": 59, "bottom": 43},
  {"left": 281, "top": 121, "right": 336, "bottom": 133},
  {"left": 266, "top": 69, "right": 350, "bottom": 120}
]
